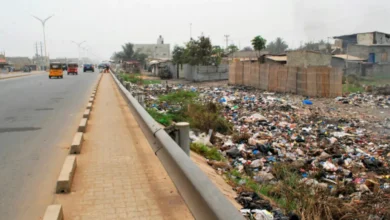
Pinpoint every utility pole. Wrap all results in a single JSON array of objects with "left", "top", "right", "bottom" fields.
[
  {"left": 32, "top": 15, "right": 54, "bottom": 69},
  {"left": 40, "top": 42, "right": 44, "bottom": 70},
  {"left": 190, "top": 23, "right": 192, "bottom": 40},
  {"left": 224, "top": 35, "right": 230, "bottom": 49},
  {"left": 71, "top": 41, "right": 86, "bottom": 66}
]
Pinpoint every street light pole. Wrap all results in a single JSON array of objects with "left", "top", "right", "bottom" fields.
[
  {"left": 71, "top": 41, "right": 86, "bottom": 66},
  {"left": 32, "top": 15, "right": 54, "bottom": 69}
]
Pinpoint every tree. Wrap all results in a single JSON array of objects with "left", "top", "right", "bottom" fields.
[
  {"left": 112, "top": 42, "right": 148, "bottom": 64},
  {"left": 172, "top": 46, "right": 186, "bottom": 78},
  {"left": 251, "top": 35, "right": 267, "bottom": 59},
  {"left": 266, "top": 37, "right": 288, "bottom": 54},
  {"left": 172, "top": 46, "right": 185, "bottom": 65},
  {"left": 242, "top": 46, "right": 253, "bottom": 51},
  {"left": 184, "top": 36, "right": 213, "bottom": 65},
  {"left": 212, "top": 45, "right": 224, "bottom": 66},
  {"left": 226, "top": 44, "right": 239, "bottom": 54},
  {"left": 300, "top": 40, "right": 331, "bottom": 53}
]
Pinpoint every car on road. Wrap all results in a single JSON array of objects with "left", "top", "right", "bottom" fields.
[
  {"left": 49, "top": 63, "right": 63, "bottom": 79},
  {"left": 67, "top": 63, "right": 78, "bottom": 75},
  {"left": 83, "top": 64, "right": 94, "bottom": 72}
]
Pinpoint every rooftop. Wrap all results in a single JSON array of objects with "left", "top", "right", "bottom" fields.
[
  {"left": 266, "top": 55, "right": 287, "bottom": 62},
  {"left": 333, "top": 31, "right": 390, "bottom": 39},
  {"left": 332, "top": 54, "right": 366, "bottom": 61}
]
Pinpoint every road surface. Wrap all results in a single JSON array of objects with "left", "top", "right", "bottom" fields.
[{"left": 0, "top": 70, "right": 100, "bottom": 220}]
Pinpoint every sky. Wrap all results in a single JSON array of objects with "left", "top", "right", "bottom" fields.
[{"left": 0, "top": 0, "right": 389, "bottom": 61}]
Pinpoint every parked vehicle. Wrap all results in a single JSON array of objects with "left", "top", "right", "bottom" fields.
[
  {"left": 23, "top": 66, "right": 31, "bottom": 72},
  {"left": 49, "top": 63, "right": 63, "bottom": 79},
  {"left": 67, "top": 63, "right": 78, "bottom": 75},
  {"left": 83, "top": 64, "right": 94, "bottom": 72}
]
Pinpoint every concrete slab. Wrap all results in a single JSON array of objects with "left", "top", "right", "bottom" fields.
[
  {"left": 42, "top": 204, "right": 63, "bottom": 220},
  {"left": 78, "top": 118, "right": 88, "bottom": 132},
  {"left": 70, "top": 132, "right": 83, "bottom": 154},
  {"left": 56, "top": 156, "right": 77, "bottom": 193}
]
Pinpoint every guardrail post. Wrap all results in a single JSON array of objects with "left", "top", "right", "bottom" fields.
[{"left": 175, "top": 122, "right": 190, "bottom": 156}]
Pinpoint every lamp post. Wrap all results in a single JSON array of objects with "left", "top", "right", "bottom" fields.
[
  {"left": 71, "top": 41, "right": 86, "bottom": 66},
  {"left": 32, "top": 15, "right": 54, "bottom": 70}
]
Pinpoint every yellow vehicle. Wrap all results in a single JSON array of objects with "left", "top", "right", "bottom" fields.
[{"left": 49, "top": 63, "right": 63, "bottom": 79}]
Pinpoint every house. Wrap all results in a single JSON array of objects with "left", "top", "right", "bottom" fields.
[
  {"left": 333, "top": 31, "right": 390, "bottom": 76},
  {"left": 286, "top": 50, "right": 331, "bottom": 67},
  {"left": 333, "top": 31, "right": 390, "bottom": 64},
  {"left": 134, "top": 36, "right": 171, "bottom": 59}
]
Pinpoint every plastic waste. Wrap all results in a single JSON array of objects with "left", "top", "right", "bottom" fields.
[{"left": 302, "top": 99, "right": 313, "bottom": 105}]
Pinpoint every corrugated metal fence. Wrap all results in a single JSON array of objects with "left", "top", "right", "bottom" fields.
[{"left": 229, "top": 62, "right": 343, "bottom": 97}]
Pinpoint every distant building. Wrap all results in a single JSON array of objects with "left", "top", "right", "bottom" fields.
[
  {"left": 0, "top": 55, "right": 8, "bottom": 69},
  {"left": 286, "top": 50, "right": 331, "bottom": 67},
  {"left": 134, "top": 36, "right": 170, "bottom": 59},
  {"left": 333, "top": 31, "right": 390, "bottom": 64},
  {"left": 6, "top": 57, "right": 31, "bottom": 71}
]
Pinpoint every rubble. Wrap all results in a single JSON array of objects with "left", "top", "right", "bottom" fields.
[{"left": 137, "top": 82, "right": 390, "bottom": 219}]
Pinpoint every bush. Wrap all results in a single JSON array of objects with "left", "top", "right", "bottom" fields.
[
  {"left": 159, "top": 90, "right": 198, "bottom": 104},
  {"left": 188, "top": 102, "right": 233, "bottom": 134},
  {"left": 190, "top": 143, "right": 225, "bottom": 161},
  {"left": 146, "top": 108, "right": 172, "bottom": 126}
]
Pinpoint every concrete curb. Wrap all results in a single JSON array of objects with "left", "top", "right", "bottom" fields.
[
  {"left": 78, "top": 118, "right": 88, "bottom": 132},
  {"left": 83, "top": 109, "right": 91, "bottom": 119},
  {"left": 87, "top": 102, "right": 93, "bottom": 110},
  {"left": 70, "top": 132, "right": 84, "bottom": 154},
  {"left": 0, "top": 71, "right": 46, "bottom": 80},
  {"left": 42, "top": 204, "right": 63, "bottom": 220},
  {"left": 56, "top": 155, "right": 77, "bottom": 193},
  {"left": 89, "top": 97, "right": 94, "bottom": 103}
]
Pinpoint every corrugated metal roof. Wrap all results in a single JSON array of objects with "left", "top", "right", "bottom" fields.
[
  {"left": 266, "top": 55, "right": 287, "bottom": 62},
  {"left": 332, "top": 54, "right": 366, "bottom": 61}
]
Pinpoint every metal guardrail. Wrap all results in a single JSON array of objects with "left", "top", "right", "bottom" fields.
[{"left": 110, "top": 70, "right": 244, "bottom": 220}]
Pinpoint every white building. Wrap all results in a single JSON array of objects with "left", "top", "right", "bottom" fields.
[{"left": 134, "top": 36, "right": 170, "bottom": 59}]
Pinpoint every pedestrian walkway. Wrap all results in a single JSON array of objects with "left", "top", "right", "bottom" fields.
[{"left": 55, "top": 74, "right": 193, "bottom": 220}]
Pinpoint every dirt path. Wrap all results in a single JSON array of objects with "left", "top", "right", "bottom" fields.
[{"left": 55, "top": 74, "right": 193, "bottom": 220}]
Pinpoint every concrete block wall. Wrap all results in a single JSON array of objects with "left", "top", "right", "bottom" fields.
[{"left": 184, "top": 64, "right": 229, "bottom": 82}]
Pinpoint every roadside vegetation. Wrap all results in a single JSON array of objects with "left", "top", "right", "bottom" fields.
[
  {"left": 146, "top": 90, "right": 232, "bottom": 134},
  {"left": 343, "top": 74, "right": 390, "bottom": 93},
  {"left": 119, "top": 73, "right": 161, "bottom": 85}
]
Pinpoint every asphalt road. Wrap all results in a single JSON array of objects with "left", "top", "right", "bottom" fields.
[{"left": 0, "top": 70, "right": 100, "bottom": 220}]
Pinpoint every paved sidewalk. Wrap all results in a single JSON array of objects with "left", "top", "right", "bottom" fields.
[{"left": 56, "top": 74, "right": 193, "bottom": 220}]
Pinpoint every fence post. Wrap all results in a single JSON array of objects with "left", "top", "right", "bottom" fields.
[{"left": 175, "top": 122, "right": 190, "bottom": 156}]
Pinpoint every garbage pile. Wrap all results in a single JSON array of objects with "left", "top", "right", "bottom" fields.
[
  {"left": 335, "top": 93, "right": 390, "bottom": 109},
  {"left": 141, "top": 83, "right": 390, "bottom": 219}
]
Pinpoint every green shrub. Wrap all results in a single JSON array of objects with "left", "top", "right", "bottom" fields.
[{"left": 190, "top": 143, "right": 225, "bottom": 161}]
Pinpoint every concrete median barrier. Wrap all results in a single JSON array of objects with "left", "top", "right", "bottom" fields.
[
  {"left": 42, "top": 204, "right": 63, "bottom": 220},
  {"left": 83, "top": 109, "right": 91, "bottom": 119},
  {"left": 70, "top": 132, "right": 84, "bottom": 154},
  {"left": 56, "top": 155, "right": 77, "bottom": 193},
  {"left": 87, "top": 102, "right": 93, "bottom": 110},
  {"left": 89, "top": 97, "right": 94, "bottom": 103},
  {"left": 78, "top": 118, "right": 88, "bottom": 132}
]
